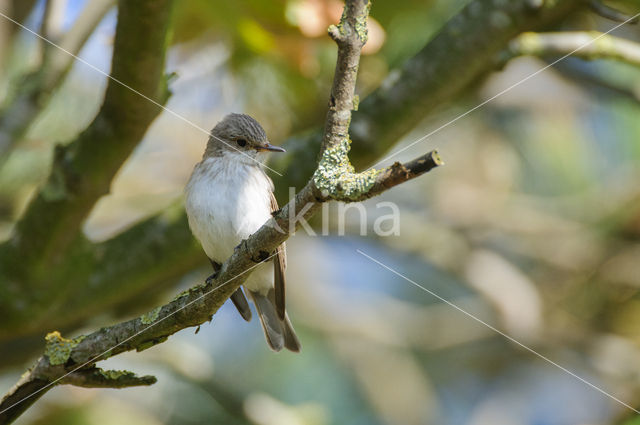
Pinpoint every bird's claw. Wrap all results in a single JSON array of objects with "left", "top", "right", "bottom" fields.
[{"left": 205, "top": 272, "right": 218, "bottom": 285}]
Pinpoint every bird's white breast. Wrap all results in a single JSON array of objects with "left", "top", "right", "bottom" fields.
[{"left": 185, "top": 156, "right": 274, "bottom": 266}]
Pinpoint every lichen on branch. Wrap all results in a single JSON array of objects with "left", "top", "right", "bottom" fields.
[
  {"left": 140, "top": 306, "right": 162, "bottom": 325},
  {"left": 328, "top": 0, "right": 370, "bottom": 45},
  {"left": 61, "top": 368, "right": 157, "bottom": 388},
  {"left": 313, "top": 138, "right": 382, "bottom": 201},
  {"left": 44, "top": 331, "right": 86, "bottom": 366}
]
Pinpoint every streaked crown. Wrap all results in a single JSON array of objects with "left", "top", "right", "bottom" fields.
[{"left": 204, "top": 113, "right": 268, "bottom": 158}]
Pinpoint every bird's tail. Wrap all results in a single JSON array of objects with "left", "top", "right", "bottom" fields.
[{"left": 250, "top": 290, "right": 301, "bottom": 353}]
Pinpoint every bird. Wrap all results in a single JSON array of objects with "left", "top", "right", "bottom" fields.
[{"left": 184, "top": 113, "right": 301, "bottom": 352}]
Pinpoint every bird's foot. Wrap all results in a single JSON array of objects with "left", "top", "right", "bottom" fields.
[{"left": 205, "top": 271, "right": 219, "bottom": 285}]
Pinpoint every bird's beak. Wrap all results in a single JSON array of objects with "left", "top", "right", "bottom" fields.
[{"left": 256, "top": 143, "right": 286, "bottom": 153}]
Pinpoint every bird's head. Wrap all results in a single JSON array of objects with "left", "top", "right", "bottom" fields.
[{"left": 204, "top": 113, "right": 285, "bottom": 163}]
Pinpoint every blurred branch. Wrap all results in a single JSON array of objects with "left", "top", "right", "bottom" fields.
[
  {"left": 0, "top": 0, "right": 38, "bottom": 75},
  {"left": 8, "top": 0, "right": 38, "bottom": 33},
  {"left": 0, "top": 1, "right": 444, "bottom": 422},
  {"left": 0, "top": 0, "right": 173, "bottom": 284},
  {"left": 38, "top": 0, "right": 53, "bottom": 64},
  {"left": 0, "top": 0, "right": 115, "bottom": 165},
  {"left": 45, "top": 0, "right": 116, "bottom": 90},
  {"left": 0, "top": 0, "right": 173, "bottom": 361},
  {"left": 503, "top": 31, "right": 640, "bottom": 67},
  {"left": 588, "top": 0, "right": 639, "bottom": 23},
  {"left": 553, "top": 60, "right": 640, "bottom": 103}
]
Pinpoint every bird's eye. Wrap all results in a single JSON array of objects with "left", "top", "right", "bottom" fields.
[{"left": 236, "top": 139, "right": 247, "bottom": 147}]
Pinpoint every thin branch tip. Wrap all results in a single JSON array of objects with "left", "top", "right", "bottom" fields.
[{"left": 431, "top": 149, "right": 444, "bottom": 166}]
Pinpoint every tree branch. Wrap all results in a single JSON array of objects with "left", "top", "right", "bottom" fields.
[
  {"left": 503, "top": 31, "right": 640, "bottom": 67},
  {"left": 0, "top": 1, "right": 443, "bottom": 422},
  {"left": 322, "top": 0, "right": 370, "bottom": 153}
]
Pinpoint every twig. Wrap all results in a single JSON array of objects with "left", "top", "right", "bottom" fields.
[
  {"left": 366, "top": 151, "right": 444, "bottom": 199},
  {"left": 322, "top": 0, "right": 370, "bottom": 154}
]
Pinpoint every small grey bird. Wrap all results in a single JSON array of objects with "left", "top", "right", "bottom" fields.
[{"left": 185, "top": 113, "right": 300, "bottom": 352}]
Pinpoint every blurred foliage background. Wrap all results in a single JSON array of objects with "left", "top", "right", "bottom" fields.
[{"left": 1, "top": 0, "right": 640, "bottom": 424}]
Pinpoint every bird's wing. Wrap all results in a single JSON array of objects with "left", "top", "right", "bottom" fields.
[{"left": 270, "top": 192, "right": 287, "bottom": 320}]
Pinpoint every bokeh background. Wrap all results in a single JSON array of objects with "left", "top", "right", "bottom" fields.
[{"left": 1, "top": 0, "right": 640, "bottom": 424}]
